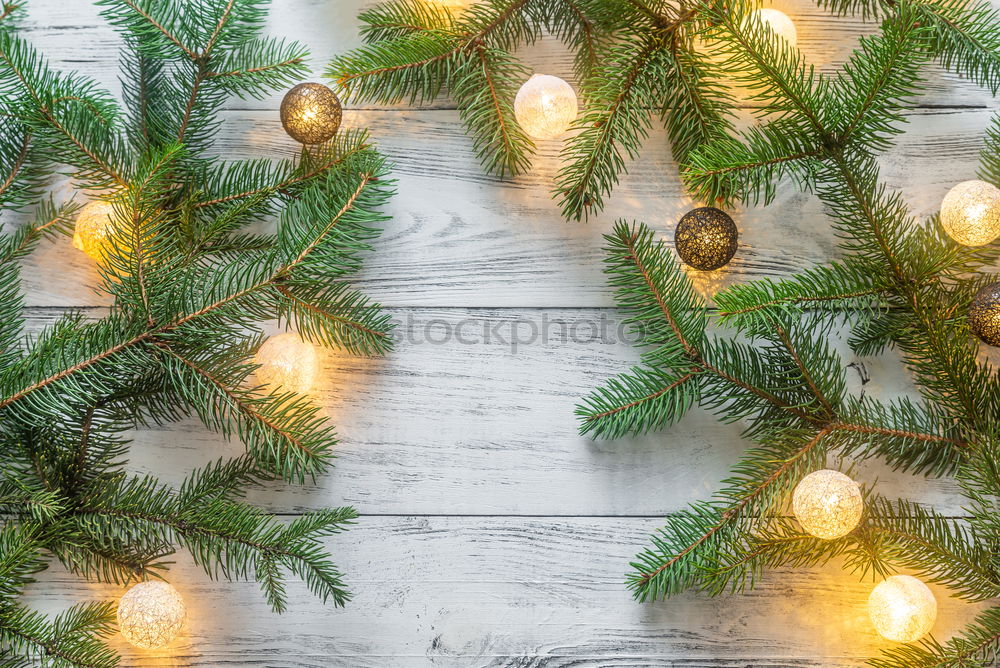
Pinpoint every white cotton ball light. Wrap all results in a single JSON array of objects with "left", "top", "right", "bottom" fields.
[
  {"left": 117, "top": 581, "right": 186, "bottom": 650},
  {"left": 73, "top": 200, "right": 118, "bottom": 262},
  {"left": 254, "top": 332, "right": 319, "bottom": 394},
  {"left": 513, "top": 74, "right": 578, "bottom": 140},
  {"left": 868, "top": 575, "right": 937, "bottom": 643},
  {"left": 752, "top": 8, "right": 798, "bottom": 47},
  {"left": 791, "top": 469, "right": 863, "bottom": 540},
  {"left": 939, "top": 179, "right": 1000, "bottom": 246}
]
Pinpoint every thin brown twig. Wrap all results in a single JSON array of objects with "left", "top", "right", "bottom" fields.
[
  {"left": 118, "top": 0, "right": 200, "bottom": 61},
  {"left": 637, "top": 429, "right": 829, "bottom": 585},
  {"left": 0, "top": 131, "right": 30, "bottom": 199},
  {"left": 775, "top": 324, "right": 834, "bottom": 418},
  {"left": 163, "top": 348, "right": 318, "bottom": 460},
  {"left": 583, "top": 372, "right": 698, "bottom": 421},
  {"left": 203, "top": 0, "right": 237, "bottom": 60},
  {"left": 0, "top": 176, "right": 374, "bottom": 411},
  {"left": 274, "top": 284, "right": 390, "bottom": 341}
]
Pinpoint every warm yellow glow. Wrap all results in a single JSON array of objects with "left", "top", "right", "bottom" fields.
[
  {"left": 426, "top": 0, "right": 474, "bottom": 12},
  {"left": 940, "top": 179, "right": 1000, "bottom": 246},
  {"left": 792, "top": 469, "right": 863, "bottom": 540},
  {"left": 869, "top": 575, "right": 937, "bottom": 643},
  {"left": 752, "top": 8, "right": 797, "bottom": 47},
  {"left": 513, "top": 74, "right": 578, "bottom": 141},
  {"left": 280, "top": 83, "right": 342, "bottom": 145},
  {"left": 72, "top": 200, "right": 118, "bottom": 262},
  {"left": 254, "top": 332, "right": 319, "bottom": 394},
  {"left": 117, "top": 581, "right": 185, "bottom": 650}
]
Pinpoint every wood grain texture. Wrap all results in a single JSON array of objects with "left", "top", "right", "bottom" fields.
[
  {"left": 16, "top": 0, "right": 1000, "bottom": 109},
  {"left": 15, "top": 108, "right": 1000, "bottom": 308},
  {"left": 9, "top": 0, "right": 995, "bottom": 665},
  {"left": 23, "top": 517, "right": 993, "bottom": 668},
  {"left": 17, "top": 308, "right": 964, "bottom": 518}
]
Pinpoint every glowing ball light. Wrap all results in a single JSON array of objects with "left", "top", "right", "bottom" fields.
[
  {"left": 513, "top": 74, "right": 578, "bottom": 140},
  {"left": 791, "top": 469, "right": 863, "bottom": 540},
  {"left": 674, "top": 206, "right": 739, "bottom": 271},
  {"left": 868, "top": 575, "right": 938, "bottom": 643},
  {"left": 254, "top": 332, "right": 319, "bottom": 394},
  {"left": 72, "top": 200, "right": 118, "bottom": 262},
  {"left": 752, "top": 8, "right": 797, "bottom": 47},
  {"left": 117, "top": 581, "right": 186, "bottom": 650},
  {"left": 280, "top": 82, "right": 342, "bottom": 145},
  {"left": 939, "top": 179, "right": 1000, "bottom": 246}
]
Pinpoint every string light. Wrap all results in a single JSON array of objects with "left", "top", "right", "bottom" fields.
[
  {"left": 513, "top": 74, "right": 578, "bottom": 140},
  {"left": 254, "top": 332, "right": 319, "bottom": 394},
  {"left": 752, "top": 8, "right": 798, "bottom": 47},
  {"left": 868, "top": 575, "right": 937, "bottom": 643},
  {"left": 674, "top": 207, "right": 739, "bottom": 270},
  {"left": 969, "top": 282, "right": 1000, "bottom": 346},
  {"left": 280, "top": 82, "right": 343, "bottom": 145},
  {"left": 792, "top": 469, "right": 863, "bottom": 540},
  {"left": 117, "top": 581, "right": 186, "bottom": 650},
  {"left": 72, "top": 200, "right": 117, "bottom": 262},
  {"left": 939, "top": 179, "right": 1000, "bottom": 246}
]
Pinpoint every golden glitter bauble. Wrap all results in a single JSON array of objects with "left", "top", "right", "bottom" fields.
[
  {"left": 513, "top": 74, "right": 578, "bottom": 140},
  {"left": 674, "top": 207, "right": 738, "bottom": 270},
  {"left": 72, "top": 200, "right": 118, "bottom": 262},
  {"left": 868, "top": 575, "right": 937, "bottom": 643},
  {"left": 968, "top": 282, "right": 1000, "bottom": 346},
  {"left": 751, "top": 8, "right": 798, "bottom": 46},
  {"left": 117, "top": 581, "right": 186, "bottom": 650},
  {"left": 254, "top": 332, "right": 319, "bottom": 394},
  {"left": 792, "top": 469, "right": 864, "bottom": 540},
  {"left": 280, "top": 82, "right": 342, "bottom": 145},
  {"left": 940, "top": 179, "right": 1000, "bottom": 246}
]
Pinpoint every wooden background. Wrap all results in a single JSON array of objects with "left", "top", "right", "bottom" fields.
[{"left": 13, "top": 0, "right": 998, "bottom": 665}]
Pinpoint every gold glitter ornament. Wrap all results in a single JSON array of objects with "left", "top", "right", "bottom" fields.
[
  {"left": 72, "top": 200, "right": 118, "bottom": 262},
  {"left": 280, "top": 83, "right": 342, "bottom": 145},
  {"left": 254, "top": 332, "right": 319, "bottom": 394},
  {"left": 674, "top": 207, "right": 738, "bottom": 270},
  {"left": 968, "top": 282, "right": 1000, "bottom": 346},
  {"left": 791, "top": 469, "right": 864, "bottom": 540},
  {"left": 939, "top": 179, "right": 1000, "bottom": 246},
  {"left": 868, "top": 575, "right": 937, "bottom": 643},
  {"left": 751, "top": 8, "right": 798, "bottom": 46},
  {"left": 117, "top": 581, "right": 186, "bottom": 650},
  {"left": 513, "top": 74, "right": 578, "bottom": 140}
]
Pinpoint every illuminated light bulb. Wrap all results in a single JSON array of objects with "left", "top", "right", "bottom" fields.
[
  {"left": 72, "top": 200, "right": 118, "bottom": 262},
  {"left": 939, "top": 179, "right": 1000, "bottom": 246},
  {"left": 869, "top": 575, "right": 937, "bottom": 643},
  {"left": 254, "top": 332, "right": 319, "bottom": 394},
  {"left": 791, "top": 469, "right": 863, "bottom": 540},
  {"left": 280, "top": 82, "right": 342, "bottom": 145},
  {"left": 513, "top": 74, "right": 578, "bottom": 140},
  {"left": 674, "top": 206, "right": 739, "bottom": 271},
  {"left": 751, "top": 8, "right": 798, "bottom": 47},
  {"left": 117, "top": 581, "right": 185, "bottom": 650}
]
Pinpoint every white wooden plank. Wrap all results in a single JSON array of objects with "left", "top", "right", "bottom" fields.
[
  {"left": 8, "top": 1, "right": 994, "bottom": 665},
  {"left": 22, "top": 517, "right": 989, "bottom": 667},
  {"left": 10, "top": 108, "right": 998, "bottom": 308},
  {"left": 19, "top": 308, "right": 971, "bottom": 516},
  {"left": 16, "top": 0, "right": 1000, "bottom": 110}
]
